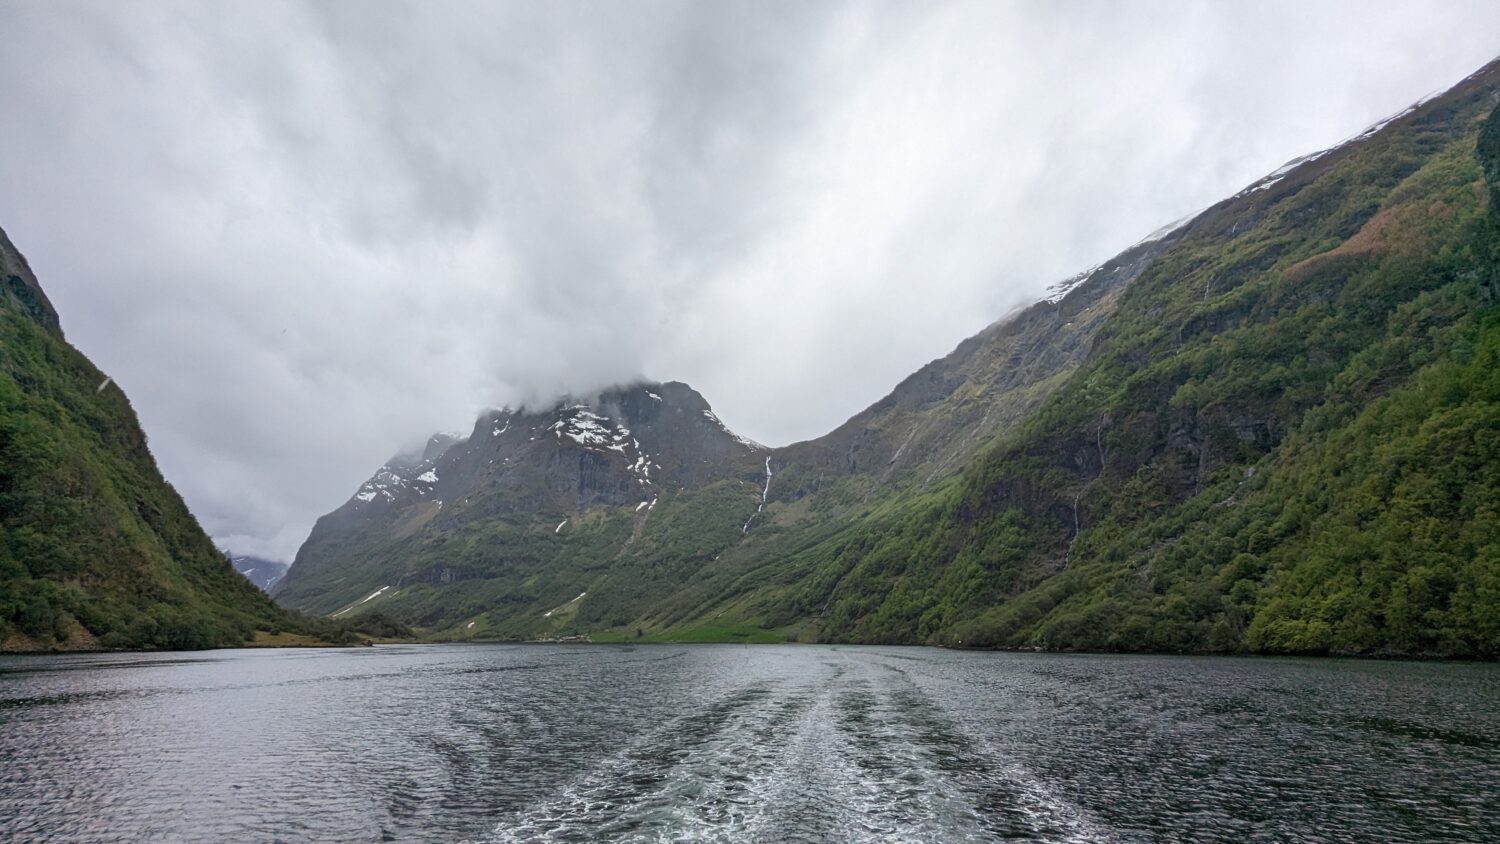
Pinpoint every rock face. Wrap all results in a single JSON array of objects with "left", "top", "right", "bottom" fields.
[
  {"left": 0, "top": 225, "right": 283, "bottom": 651},
  {"left": 280, "top": 57, "right": 1500, "bottom": 658},
  {"left": 273, "top": 382, "right": 767, "bottom": 616},
  {"left": 351, "top": 382, "right": 763, "bottom": 517},
  {"left": 774, "top": 232, "right": 1182, "bottom": 496},
  {"left": 230, "top": 556, "right": 290, "bottom": 593}
]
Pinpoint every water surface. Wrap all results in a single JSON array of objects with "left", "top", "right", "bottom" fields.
[{"left": 1, "top": 644, "right": 1495, "bottom": 841}]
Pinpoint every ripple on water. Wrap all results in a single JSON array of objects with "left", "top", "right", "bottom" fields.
[{"left": 0, "top": 645, "right": 1496, "bottom": 843}]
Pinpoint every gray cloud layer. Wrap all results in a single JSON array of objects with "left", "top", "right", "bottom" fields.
[{"left": 2, "top": 1, "right": 1497, "bottom": 560}]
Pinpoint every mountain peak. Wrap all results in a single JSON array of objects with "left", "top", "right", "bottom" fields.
[{"left": 279, "top": 377, "right": 771, "bottom": 612}]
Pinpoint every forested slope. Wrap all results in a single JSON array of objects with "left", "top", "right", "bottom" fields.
[
  {"left": 0, "top": 225, "right": 286, "bottom": 650},
  {"left": 753, "top": 60, "right": 1500, "bottom": 657}
]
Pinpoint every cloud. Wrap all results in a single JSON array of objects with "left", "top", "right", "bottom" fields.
[{"left": 1, "top": 0, "right": 1497, "bottom": 560}]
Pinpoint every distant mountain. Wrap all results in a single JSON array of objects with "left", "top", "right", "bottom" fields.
[
  {"left": 230, "top": 555, "right": 289, "bottom": 593},
  {"left": 0, "top": 225, "right": 286, "bottom": 651},
  {"left": 280, "top": 56, "right": 1500, "bottom": 658},
  {"left": 273, "top": 382, "right": 769, "bottom": 630}
]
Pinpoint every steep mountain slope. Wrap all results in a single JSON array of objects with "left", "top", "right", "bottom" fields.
[
  {"left": 0, "top": 225, "right": 286, "bottom": 651},
  {"left": 282, "top": 58, "right": 1500, "bottom": 658},
  {"left": 230, "top": 555, "right": 289, "bottom": 592},
  {"left": 731, "top": 57, "right": 1500, "bottom": 657},
  {"left": 773, "top": 231, "right": 1183, "bottom": 495},
  {"left": 274, "top": 382, "right": 772, "bottom": 633}
]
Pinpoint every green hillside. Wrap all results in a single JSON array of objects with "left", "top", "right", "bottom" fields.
[
  {"left": 0, "top": 226, "right": 292, "bottom": 650},
  {"left": 733, "top": 60, "right": 1500, "bottom": 658}
]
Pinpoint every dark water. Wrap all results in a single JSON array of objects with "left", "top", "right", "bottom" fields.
[{"left": 1, "top": 645, "right": 1496, "bottom": 842}]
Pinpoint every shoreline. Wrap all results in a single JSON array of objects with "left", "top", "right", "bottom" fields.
[{"left": 4, "top": 632, "right": 1494, "bottom": 663}]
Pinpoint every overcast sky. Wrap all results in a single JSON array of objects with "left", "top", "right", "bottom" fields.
[{"left": 2, "top": 1, "right": 1498, "bottom": 561}]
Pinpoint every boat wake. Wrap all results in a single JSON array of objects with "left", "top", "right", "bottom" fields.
[{"left": 481, "top": 651, "right": 1111, "bottom": 842}]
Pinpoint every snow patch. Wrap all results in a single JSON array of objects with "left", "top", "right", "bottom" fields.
[
  {"left": 1044, "top": 267, "right": 1098, "bottom": 304},
  {"left": 417, "top": 470, "right": 439, "bottom": 483},
  {"left": 702, "top": 409, "right": 765, "bottom": 450},
  {"left": 542, "top": 591, "right": 588, "bottom": 618},
  {"left": 555, "top": 519, "right": 567, "bottom": 534},
  {"left": 1136, "top": 209, "right": 1200, "bottom": 245},
  {"left": 332, "top": 585, "right": 391, "bottom": 617},
  {"left": 353, "top": 467, "right": 411, "bottom": 506},
  {"left": 1234, "top": 90, "right": 1443, "bottom": 200},
  {"left": 553, "top": 408, "right": 632, "bottom": 451}
]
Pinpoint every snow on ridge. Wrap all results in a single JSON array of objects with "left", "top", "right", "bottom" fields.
[
  {"left": 1042, "top": 86, "right": 1447, "bottom": 315},
  {"left": 702, "top": 409, "right": 766, "bottom": 450},
  {"left": 1044, "top": 267, "right": 1098, "bottom": 305},
  {"left": 732, "top": 432, "right": 766, "bottom": 450},
  {"left": 1350, "top": 90, "right": 1440, "bottom": 143},
  {"left": 353, "top": 466, "right": 410, "bottom": 506},
  {"left": 1235, "top": 88, "right": 1442, "bottom": 201},
  {"left": 1136, "top": 209, "right": 1201, "bottom": 245},
  {"left": 417, "top": 470, "right": 439, "bottom": 484},
  {"left": 1236, "top": 148, "right": 1331, "bottom": 198}
]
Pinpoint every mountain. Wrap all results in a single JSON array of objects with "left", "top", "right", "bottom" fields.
[
  {"left": 275, "top": 240, "right": 1186, "bottom": 638},
  {"left": 0, "top": 225, "right": 287, "bottom": 651},
  {"left": 230, "top": 555, "right": 289, "bottom": 593},
  {"left": 756, "top": 57, "right": 1500, "bottom": 657},
  {"left": 280, "top": 57, "right": 1500, "bottom": 658},
  {"left": 273, "top": 382, "right": 771, "bottom": 633}
]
